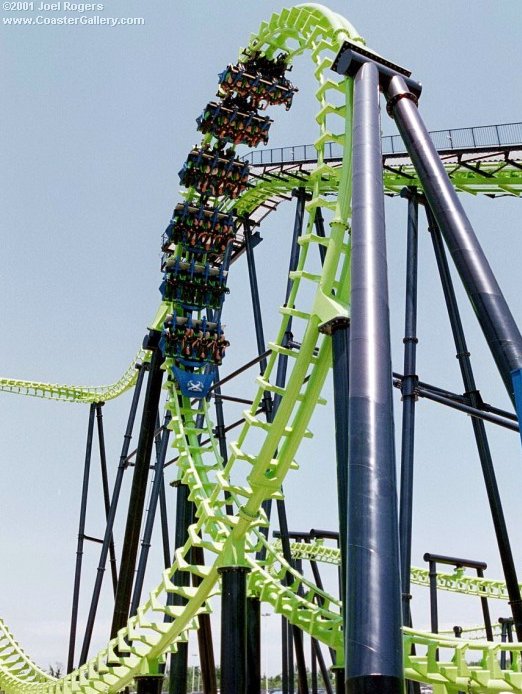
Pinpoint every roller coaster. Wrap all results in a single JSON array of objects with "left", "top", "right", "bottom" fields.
[{"left": 2, "top": 4, "right": 522, "bottom": 694}]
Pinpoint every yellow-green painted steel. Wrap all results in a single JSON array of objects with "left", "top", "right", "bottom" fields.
[{"left": 1, "top": 6, "right": 520, "bottom": 694}]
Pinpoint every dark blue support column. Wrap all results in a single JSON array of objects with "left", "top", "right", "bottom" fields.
[
  {"left": 219, "top": 566, "right": 250, "bottom": 694},
  {"left": 476, "top": 567, "right": 493, "bottom": 642},
  {"left": 130, "top": 410, "right": 171, "bottom": 616},
  {"left": 246, "top": 597, "right": 261, "bottom": 694},
  {"left": 67, "top": 403, "right": 96, "bottom": 673},
  {"left": 282, "top": 616, "right": 289, "bottom": 694},
  {"left": 192, "top": 543, "right": 218, "bottom": 694},
  {"left": 80, "top": 363, "right": 146, "bottom": 665},
  {"left": 500, "top": 617, "right": 514, "bottom": 669},
  {"left": 426, "top": 558, "right": 439, "bottom": 636},
  {"left": 322, "top": 321, "right": 350, "bottom": 605},
  {"left": 110, "top": 333, "right": 164, "bottom": 639},
  {"left": 244, "top": 218, "right": 273, "bottom": 421},
  {"left": 273, "top": 187, "right": 309, "bottom": 413},
  {"left": 512, "top": 370, "right": 522, "bottom": 447},
  {"left": 346, "top": 61, "right": 403, "bottom": 693},
  {"left": 168, "top": 481, "right": 192, "bottom": 694},
  {"left": 386, "top": 76, "right": 522, "bottom": 405},
  {"left": 398, "top": 188, "right": 421, "bottom": 694},
  {"left": 212, "top": 369, "right": 234, "bottom": 517},
  {"left": 314, "top": 207, "right": 327, "bottom": 265},
  {"left": 288, "top": 626, "right": 294, "bottom": 694},
  {"left": 334, "top": 668, "right": 344, "bottom": 694},
  {"left": 158, "top": 478, "right": 171, "bottom": 569},
  {"left": 95, "top": 403, "right": 118, "bottom": 596},
  {"left": 244, "top": 206, "right": 309, "bottom": 694},
  {"left": 426, "top": 206, "right": 522, "bottom": 640},
  {"left": 319, "top": 316, "right": 349, "bottom": 693},
  {"left": 398, "top": 188, "right": 419, "bottom": 628},
  {"left": 135, "top": 674, "right": 164, "bottom": 694}
]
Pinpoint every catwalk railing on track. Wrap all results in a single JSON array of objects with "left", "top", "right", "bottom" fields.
[{"left": 242, "top": 121, "right": 522, "bottom": 165}]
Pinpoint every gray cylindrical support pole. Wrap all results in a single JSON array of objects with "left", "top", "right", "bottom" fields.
[
  {"left": 398, "top": 189, "right": 419, "bottom": 629},
  {"left": 386, "top": 76, "right": 522, "bottom": 404},
  {"left": 346, "top": 61, "right": 403, "bottom": 693},
  {"left": 67, "top": 403, "right": 96, "bottom": 673},
  {"left": 219, "top": 566, "right": 249, "bottom": 694}
]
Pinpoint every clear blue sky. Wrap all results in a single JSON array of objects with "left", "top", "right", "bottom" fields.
[{"left": 1, "top": 0, "right": 522, "bottom": 675}]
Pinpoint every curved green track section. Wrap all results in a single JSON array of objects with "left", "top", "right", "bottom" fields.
[
  {"left": 0, "top": 351, "right": 148, "bottom": 403},
  {"left": 1, "top": 6, "right": 522, "bottom": 694}
]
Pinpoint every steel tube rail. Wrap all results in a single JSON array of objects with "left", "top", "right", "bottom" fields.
[
  {"left": 346, "top": 61, "right": 403, "bottom": 693},
  {"left": 386, "top": 76, "right": 522, "bottom": 404}
]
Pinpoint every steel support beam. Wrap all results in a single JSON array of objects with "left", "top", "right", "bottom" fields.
[
  {"left": 79, "top": 363, "right": 146, "bottom": 665},
  {"left": 67, "top": 403, "right": 96, "bottom": 673},
  {"left": 130, "top": 410, "right": 171, "bottom": 616},
  {"left": 398, "top": 188, "right": 419, "bottom": 627},
  {"left": 219, "top": 566, "right": 249, "bottom": 694},
  {"left": 386, "top": 76, "right": 522, "bottom": 405},
  {"left": 426, "top": 207, "right": 522, "bottom": 640},
  {"left": 244, "top": 208, "right": 309, "bottom": 694},
  {"left": 110, "top": 335, "right": 164, "bottom": 638},
  {"left": 168, "top": 481, "right": 192, "bottom": 694},
  {"left": 346, "top": 61, "right": 403, "bottom": 693},
  {"left": 95, "top": 403, "right": 118, "bottom": 595},
  {"left": 135, "top": 674, "right": 163, "bottom": 694}
]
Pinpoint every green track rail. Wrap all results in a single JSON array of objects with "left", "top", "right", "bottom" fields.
[
  {"left": 0, "top": 350, "right": 148, "bottom": 403},
  {"left": 1, "top": 5, "right": 521, "bottom": 694}
]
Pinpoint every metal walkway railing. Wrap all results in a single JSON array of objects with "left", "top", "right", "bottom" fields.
[{"left": 243, "top": 122, "right": 522, "bottom": 166}]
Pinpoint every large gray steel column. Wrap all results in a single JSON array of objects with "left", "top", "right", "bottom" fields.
[
  {"left": 346, "top": 61, "right": 403, "bottom": 693},
  {"left": 386, "top": 76, "right": 522, "bottom": 405}
]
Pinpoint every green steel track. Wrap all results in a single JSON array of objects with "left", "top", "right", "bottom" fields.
[{"left": 2, "top": 5, "right": 522, "bottom": 694}]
